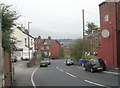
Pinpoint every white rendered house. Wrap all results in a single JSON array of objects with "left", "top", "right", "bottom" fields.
[{"left": 11, "top": 26, "right": 35, "bottom": 60}]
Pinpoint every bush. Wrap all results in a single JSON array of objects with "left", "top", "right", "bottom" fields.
[{"left": 85, "top": 55, "right": 96, "bottom": 60}]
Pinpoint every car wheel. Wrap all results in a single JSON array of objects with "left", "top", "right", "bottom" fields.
[
  {"left": 103, "top": 67, "right": 106, "bottom": 71},
  {"left": 90, "top": 68, "right": 94, "bottom": 73},
  {"left": 87, "top": 67, "right": 91, "bottom": 72}
]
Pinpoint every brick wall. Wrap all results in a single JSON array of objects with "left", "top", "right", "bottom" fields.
[
  {"left": 50, "top": 42, "right": 60, "bottom": 59},
  {"left": 3, "top": 51, "right": 12, "bottom": 86},
  {"left": 27, "top": 57, "right": 37, "bottom": 67},
  {"left": 98, "top": 2, "right": 119, "bottom": 68}
]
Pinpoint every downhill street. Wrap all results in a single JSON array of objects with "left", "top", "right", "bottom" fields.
[{"left": 12, "top": 59, "right": 119, "bottom": 87}]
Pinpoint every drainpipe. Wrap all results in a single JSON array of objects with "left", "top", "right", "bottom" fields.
[{"left": 115, "top": 2, "right": 119, "bottom": 68}]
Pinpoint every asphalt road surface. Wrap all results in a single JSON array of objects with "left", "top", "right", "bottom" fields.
[{"left": 12, "top": 59, "right": 119, "bottom": 88}]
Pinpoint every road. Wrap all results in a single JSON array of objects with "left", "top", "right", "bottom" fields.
[{"left": 12, "top": 59, "right": 119, "bottom": 87}]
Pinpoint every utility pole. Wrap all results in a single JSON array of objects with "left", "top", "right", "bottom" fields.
[
  {"left": 28, "top": 22, "right": 32, "bottom": 60},
  {"left": 82, "top": 9, "right": 85, "bottom": 60}
]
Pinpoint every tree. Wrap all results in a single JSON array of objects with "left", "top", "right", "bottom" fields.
[
  {"left": 69, "top": 39, "right": 83, "bottom": 63},
  {"left": 0, "top": 3, "right": 19, "bottom": 52},
  {"left": 69, "top": 38, "right": 91, "bottom": 63},
  {"left": 60, "top": 47, "right": 64, "bottom": 58},
  {"left": 85, "top": 22, "right": 98, "bottom": 35},
  {"left": 41, "top": 51, "right": 45, "bottom": 60}
]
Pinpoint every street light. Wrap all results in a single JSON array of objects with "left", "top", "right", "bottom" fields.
[{"left": 28, "top": 22, "right": 32, "bottom": 60}]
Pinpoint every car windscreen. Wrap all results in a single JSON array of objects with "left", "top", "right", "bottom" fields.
[{"left": 89, "top": 58, "right": 100, "bottom": 66}]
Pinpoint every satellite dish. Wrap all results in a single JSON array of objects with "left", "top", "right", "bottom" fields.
[{"left": 101, "top": 29, "right": 110, "bottom": 38}]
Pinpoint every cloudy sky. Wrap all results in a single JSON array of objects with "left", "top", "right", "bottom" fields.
[{"left": 1, "top": 0, "right": 105, "bottom": 39}]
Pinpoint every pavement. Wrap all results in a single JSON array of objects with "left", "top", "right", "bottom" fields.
[
  {"left": 78, "top": 65, "right": 120, "bottom": 75},
  {"left": 103, "top": 67, "right": 120, "bottom": 75}
]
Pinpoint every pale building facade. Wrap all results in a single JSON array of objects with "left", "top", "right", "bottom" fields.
[{"left": 11, "top": 26, "right": 35, "bottom": 60}]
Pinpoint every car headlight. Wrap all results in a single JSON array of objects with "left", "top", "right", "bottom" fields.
[{"left": 67, "top": 62, "right": 70, "bottom": 63}]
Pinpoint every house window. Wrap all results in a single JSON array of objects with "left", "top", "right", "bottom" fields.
[
  {"left": 46, "top": 46, "right": 49, "bottom": 50},
  {"left": 17, "top": 39, "right": 22, "bottom": 45},
  {"left": 104, "top": 14, "right": 109, "bottom": 21},
  {"left": 44, "top": 42, "right": 47, "bottom": 45},
  {"left": 25, "top": 38, "right": 27, "bottom": 45}
]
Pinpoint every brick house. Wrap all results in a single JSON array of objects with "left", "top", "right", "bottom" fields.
[
  {"left": 90, "top": 30, "right": 100, "bottom": 55},
  {"left": 34, "top": 36, "right": 61, "bottom": 59},
  {"left": 85, "top": 28, "right": 100, "bottom": 55},
  {"left": 98, "top": 2, "right": 120, "bottom": 68}
]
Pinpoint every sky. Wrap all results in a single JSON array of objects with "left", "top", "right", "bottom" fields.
[{"left": 1, "top": 0, "right": 105, "bottom": 39}]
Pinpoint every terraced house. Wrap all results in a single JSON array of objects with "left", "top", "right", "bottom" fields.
[
  {"left": 34, "top": 36, "right": 61, "bottom": 59},
  {"left": 11, "top": 26, "right": 35, "bottom": 60}
]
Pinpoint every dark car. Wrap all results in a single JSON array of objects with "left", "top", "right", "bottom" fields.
[
  {"left": 44, "top": 58, "right": 51, "bottom": 65},
  {"left": 84, "top": 58, "right": 106, "bottom": 73},
  {"left": 40, "top": 60, "right": 48, "bottom": 67},
  {"left": 66, "top": 59, "right": 74, "bottom": 66}
]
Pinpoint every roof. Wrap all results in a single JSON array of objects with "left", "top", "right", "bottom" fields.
[
  {"left": 99, "top": 1, "right": 120, "bottom": 7},
  {"left": 85, "top": 32, "right": 100, "bottom": 39},
  {"left": 34, "top": 38, "right": 44, "bottom": 44},
  {"left": 99, "top": 2, "right": 107, "bottom": 6},
  {"left": 16, "top": 26, "right": 34, "bottom": 39},
  {"left": 43, "top": 39, "right": 60, "bottom": 46},
  {"left": 35, "top": 37, "right": 61, "bottom": 46}
]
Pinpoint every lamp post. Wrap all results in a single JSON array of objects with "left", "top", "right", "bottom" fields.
[{"left": 28, "top": 22, "right": 32, "bottom": 60}]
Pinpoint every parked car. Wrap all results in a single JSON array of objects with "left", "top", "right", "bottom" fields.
[
  {"left": 40, "top": 60, "right": 48, "bottom": 67},
  {"left": 44, "top": 58, "right": 51, "bottom": 65},
  {"left": 82, "top": 60, "right": 89, "bottom": 67},
  {"left": 66, "top": 59, "right": 74, "bottom": 66},
  {"left": 84, "top": 58, "right": 106, "bottom": 73},
  {"left": 12, "top": 56, "right": 17, "bottom": 62}
]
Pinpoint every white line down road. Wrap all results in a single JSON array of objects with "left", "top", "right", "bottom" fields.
[
  {"left": 66, "top": 72, "right": 77, "bottom": 78},
  {"left": 84, "top": 80, "right": 111, "bottom": 88},
  {"left": 31, "top": 67, "right": 38, "bottom": 88},
  {"left": 59, "top": 69, "right": 64, "bottom": 72},
  {"left": 56, "top": 67, "right": 64, "bottom": 72},
  {"left": 56, "top": 66, "right": 76, "bottom": 78}
]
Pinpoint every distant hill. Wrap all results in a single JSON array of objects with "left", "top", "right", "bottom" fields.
[{"left": 57, "top": 39, "right": 75, "bottom": 47}]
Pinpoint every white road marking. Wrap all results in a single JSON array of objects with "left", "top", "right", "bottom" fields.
[
  {"left": 31, "top": 67, "right": 38, "bottom": 88},
  {"left": 56, "top": 67, "right": 59, "bottom": 69},
  {"left": 103, "top": 71, "right": 120, "bottom": 75},
  {"left": 84, "top": 80, "right": 111, "bottom": 88},
  {"left": 59, "top": 69, "right": 64, "bottom": 72},
  {"left": 56, "top": 67, "right": 64, "bottom": 72},
  {"left": 66, "top": 72, "right": 76, "bottom": 78}
]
